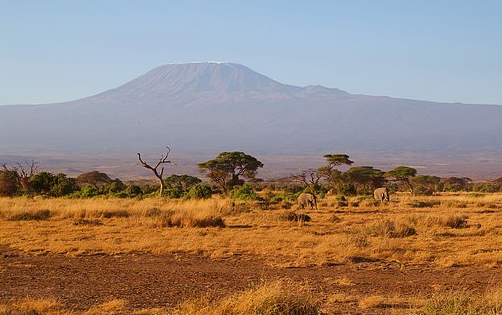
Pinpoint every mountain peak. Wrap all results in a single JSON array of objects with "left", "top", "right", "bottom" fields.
[{"left": 116, "top": 62, "right": 300, "bottom": 95}]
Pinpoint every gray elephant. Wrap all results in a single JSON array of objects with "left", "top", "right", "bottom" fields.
[
  {"left": 373, "top": 187, "right": 390, "bottom": 202},
  {"left": 297, "top": 192, "right": 317, "bottom": 209}
]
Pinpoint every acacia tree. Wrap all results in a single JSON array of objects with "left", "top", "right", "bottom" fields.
[
  {"left": 164, "top": 174, "right": 202, "bottom": 198},
  {"left": 343, "top": 166, "right": 386, "bottom": 194},
  {"left": 137, "top": 147, "right": 173, "bottom": 197},
  {"left": 411, "top": 175, "right": 441, "bottom": 195},
  {"left": 29, "top": 172, "right": 78, "bottom": 197},
  {"left": 385, "top": 166, "right": 417, "bottom": 194},
  {"left": 198, "top": 152, "right": 263, "bottom": 193},
  {"left": 441, "top": 177, "right": 472, "bottom": 192},
  {"left": 76, "top": 171, "right": 112, "bottom": 188},
  {"left": 318, "top": 154, "right": 353, "bottom": 190}
]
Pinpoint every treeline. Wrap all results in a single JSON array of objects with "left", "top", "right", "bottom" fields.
[
  {"left": 0, "top": 166, "right": 213, "bottom": 199},
  {"left": 1, "top": 152, "right": 502, "bottom": 198}
]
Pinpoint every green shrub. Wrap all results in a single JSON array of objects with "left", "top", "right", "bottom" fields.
[
  {"left": 108, "top": 179, "right": 126, "bottom": 193},
  {"left": 187, "top": 183, "right": 212, "bottom": 199},
  {"left": 30, "top": 172, "right": 78, "bottom": 197},
  {"left": 231, "top": 184, "right": 261, "bottom": 200},
  {"left": 125, "top": 185, "right": 142, "bottom": 197},
  {"left": 79, "top": 185, "right": 100, "bottom": 198}
]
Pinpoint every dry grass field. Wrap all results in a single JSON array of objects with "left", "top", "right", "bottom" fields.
[{"left": 1, "top": 193, "right": 502, "bottom": 314}]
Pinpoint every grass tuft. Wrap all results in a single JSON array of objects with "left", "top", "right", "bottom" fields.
[
  {"left": 173, "top": 279, "right": 321, "bottom": 315},
  {"left": 73, "top": 218, "right": 104, "bottom": 226},
  {"left": 162, "top": 210, "right": 225, "bottom": 228},
  {"left": 278, "top": 211, "right": 311, "bottom": 222},
  {"left": 100, "top": 210, "right": 130, "bottom": 218},
  {"left": 365, "top": 219, "right": 417, "bottom": 238},
  {"left": 7, "top": 209, "right": 51, "bottom": 221}
]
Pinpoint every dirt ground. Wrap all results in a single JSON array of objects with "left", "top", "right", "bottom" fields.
[{"left": 1, "top": 246, "right": 500, "bottom": 314}]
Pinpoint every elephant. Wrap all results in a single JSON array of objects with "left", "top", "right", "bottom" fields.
[
  {"left": 297, "top": 192, "right": 317, "bottom": 209},
  {"left": 373, "top": 187, "right": 390, "bottom": 202}
]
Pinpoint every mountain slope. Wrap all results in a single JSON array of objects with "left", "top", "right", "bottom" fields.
[{"left": 1, "top": 62, "right": 501, "bottom": 159}]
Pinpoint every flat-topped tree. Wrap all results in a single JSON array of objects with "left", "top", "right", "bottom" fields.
[
  {"left": 343, "top": 166, "right": 386, "bottom": 194},
  {"left": 137, "top": 147, "right": 173, "bottom": 197},
  {"left": 318, "top": 154, "right": 353, "bottom": 188},
  {"left": 77, "top": 171, "right": 112, "bottom": 188},
  {"left": 385, "top": 166, "right": 417, "bottom": 194},
  {"left": 198, "top": 152, "right": 263, "bottom": 194}
]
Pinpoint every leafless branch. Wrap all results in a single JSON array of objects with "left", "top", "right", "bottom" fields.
[
  {"left": 289, "top": 168, "right": 322, "bottom": 188},
  {"left": 137, "top": 146, "right": 174, "bottom": 196}
]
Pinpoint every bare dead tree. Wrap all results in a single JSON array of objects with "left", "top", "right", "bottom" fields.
[
  {"left": 290, "top": 168, "right": 322, "bottom": 190},
  {"left": 137, "top": 147, "right": 173, "bottom": 197},
  {"left": 2, "top": 160, "right": 38, "bottom": 190}
]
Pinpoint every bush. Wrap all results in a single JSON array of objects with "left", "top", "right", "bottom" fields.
[
  {"left": 108, "top": 179, "right": 126, "bottom": 193},
  {"left": 78, "top": 185, "right": 100, "bottom": 198},
  {"left": 231, "top": 184, "right": 261, "bottom": 200},
  {"left": 163, "top": 174, "right": 204, "bottom": 198},
  {"left": 271, "top": 192, "right": 298, "bottom": 203},
  {"left": 414, "top": 186, "right": 435, "bottom": 196},
  {"left": 125, "top": 185, "right": 142, "bottom": 197},
  {"left": 30, "top": 172, "right": 78, "bottom": 197},
  {"left": 0, "top": 170, "right": 18, "bottom": 196},
  {"left": 187, "top": 183, "right": 212, "bottom": 199}
]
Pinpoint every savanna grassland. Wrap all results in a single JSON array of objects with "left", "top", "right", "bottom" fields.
[{"left": 2, "top": 193, "right": 502, "bottom": 314}]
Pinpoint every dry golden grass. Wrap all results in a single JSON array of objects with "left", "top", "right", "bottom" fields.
[
  {"left": 0, "top": 281, "right": 319, "bottom": 315},
  {"left": 411, "top": 285, "right": 502, "bottom": 315},
  {"left": 84, "top": 299, "right": 128, "bottom": 315},
  {"left": 0, "top": 298, "right": 65, "bottom": 315},
  {"left": 358, "top": 294, "right": 419, "bottom": 310},
  {"left": 1, "top": 193, "right": 502, "bottom": 267},
  {"left": 172, "top": 280, "right": 320, "bottom": 315}
]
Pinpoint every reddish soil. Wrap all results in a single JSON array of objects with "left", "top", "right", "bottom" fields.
[{"left": 1, "top": 246, "right": 500, "bottom": 314}]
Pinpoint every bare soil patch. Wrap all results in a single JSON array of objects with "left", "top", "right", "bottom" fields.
[{"left": 1, "top": 246, "right": 500, "bottom": 314}]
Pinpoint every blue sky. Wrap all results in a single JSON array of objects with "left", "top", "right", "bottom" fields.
[{"left": 1, "top": 0, "right": 501, "bottom": 105}]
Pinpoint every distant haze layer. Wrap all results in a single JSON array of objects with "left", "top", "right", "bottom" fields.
[{"left": 1, "top": 62, "right": 501, "bottom": 178}]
